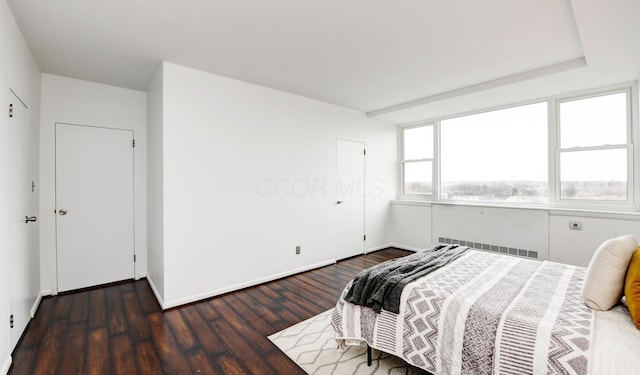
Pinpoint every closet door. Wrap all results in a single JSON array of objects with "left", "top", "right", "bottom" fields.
[
  {"left": 56, "top": 123, "right": 135, "bottom": 292},
  {"left": 335, "top": 139, "right": 365, "bottom": 260}
]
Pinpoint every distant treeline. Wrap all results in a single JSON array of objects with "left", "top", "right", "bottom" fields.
[{"left": 406, "top": 180, "right": 626, "bottom": 201}]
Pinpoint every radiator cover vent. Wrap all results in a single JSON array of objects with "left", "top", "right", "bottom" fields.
[{"left": 438, "top": 237, "right": 538, "bottom": 259}]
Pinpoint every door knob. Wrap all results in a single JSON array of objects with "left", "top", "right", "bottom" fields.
[
  {"left": 25, "top": 216, "right": 37, "bottom": 223},
  {"left": 336, "top": 200, "right": 344, "bottom": 205},
  {"left": 58, "top": 208, "right": 68, "bottom": 216}
]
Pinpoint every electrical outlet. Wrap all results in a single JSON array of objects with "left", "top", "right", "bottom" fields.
[
  {"left": 296, "top": 246, "right": 301, "bottom": 254},
  {"left": 569, "top": 221, "right": 582, "bottom": 230}
]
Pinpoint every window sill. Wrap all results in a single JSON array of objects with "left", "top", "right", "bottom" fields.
[
  {"left": 548, "top": 208, "right": 640, "bottom": 221},
  {"left": 390, "top": 200, "right": 432, "bottom": 207},
  {"left": 390, "top": 199, "right": 640, "bottom": 221}
]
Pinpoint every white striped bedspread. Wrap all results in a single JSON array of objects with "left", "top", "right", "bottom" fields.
[{"left": 331, "top": 250, "right": 640, "bottom": 375}]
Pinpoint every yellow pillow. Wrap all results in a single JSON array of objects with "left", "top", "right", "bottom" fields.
[{"left": 625, "top": 246, "right": 640, "bottom": 329}]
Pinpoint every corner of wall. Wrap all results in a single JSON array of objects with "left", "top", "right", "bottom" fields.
[
  {"left": 146, "top": 62, "right": 165, "bottom": 301},
  {"left": 145, "top": 275, "right": 165, "bottom": 310}
]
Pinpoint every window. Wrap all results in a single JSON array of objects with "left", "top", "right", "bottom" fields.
[
  {"left": 557, "top": 91, "right": 631, "bottom": 202},
  {"left": 399, "top": 85, "right": 636, "bottom": 209},
  {"left": 440, "top": 102, "right": 548, "bottom": 203},
  {"left": 402, "top": 125, "right": 433, "bottom": 194}
]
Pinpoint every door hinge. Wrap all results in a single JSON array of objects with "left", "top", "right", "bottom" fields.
[
  {"left": 134, "top": 254, "right": 136, "bottom": 262},
  {"left": 9, "top": 314, "right": 13, "bottom": 328},
  {"left": 364, "top": 234, "right": 367, "bottom": 241},
  {"left": 9, "top": 103, "right": 13, "bottom": 118},
  {"left": 132, "top": 139, "right": 136, "bottom": 148},
  {"left": 363, "top": 149, "right": 366, "bottom": 156}
]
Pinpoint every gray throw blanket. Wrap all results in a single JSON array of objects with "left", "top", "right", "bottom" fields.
[{"left": 344, "top": 245, "right": 469, "bottom": 313}]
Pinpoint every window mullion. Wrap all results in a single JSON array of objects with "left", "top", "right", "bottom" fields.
[
  {"left": 632, "top": 84, "right": 640, "bottom": 208},
  {"left": 549, "top": 99, "right": 558, "bottom": 204},
  {"left": 434, "top": 120, "right": 441, "bottom": 200}
]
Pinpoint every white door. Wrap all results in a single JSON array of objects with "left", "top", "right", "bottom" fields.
[
  {"left": 8, "top": 91, "right": 38, "bottom": 349},
  {"left": 335, "top": 139, "right": 365, "bottom": 260},
  {"left": 56, "top": 123, "right": 135, "bottom": 292}
]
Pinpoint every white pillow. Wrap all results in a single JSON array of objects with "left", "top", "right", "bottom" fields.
[{"left": 583, "top": 235, "right": 639, "bottom": 310}]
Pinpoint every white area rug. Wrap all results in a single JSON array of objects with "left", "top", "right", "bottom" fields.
[{"left": 268, "top": 310, "right": 427, "bottom": 374}]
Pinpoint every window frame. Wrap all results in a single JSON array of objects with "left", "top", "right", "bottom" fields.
[
  {"left": 398, "top": 83, "right": 639, "bottom": 211},
  {"left": 400, "top": 123, "right": 436, "bottom": 197},
  {"left": 552, "top": 87, "right": 636, "bottom": 209}
]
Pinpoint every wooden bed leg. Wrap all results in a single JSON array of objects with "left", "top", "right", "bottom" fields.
[{"left": 367, "top": 344, "right": 372, "bottom": 366}]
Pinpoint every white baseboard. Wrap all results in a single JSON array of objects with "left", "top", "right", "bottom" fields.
[
  {"left": 388, "top": 243, "right": 423, "bottom": 252},
  {"left": 365, "top": 243, "right": 392, "bottom": 254},
  {"left": 40, "top": 289, "right": 53, "bottom": 297},
  {"left": 30, "top": 292, "right": 44, "bottom": 318},
  {"left": 145, "top": 275, "right": 165, "bottom": 309},
  {"left": 1, "top": 355, "right": 11, "bottom": 375},
  {"left": 162, "top": 259, "right": 337, "bottom": 309}
]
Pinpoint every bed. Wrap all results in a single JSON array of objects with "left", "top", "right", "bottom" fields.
[{"left": 331, "top": 244, "right": 640, "bottom": 375}]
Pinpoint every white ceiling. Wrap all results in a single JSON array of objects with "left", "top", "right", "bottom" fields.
[{"left": 7, "top": 0, "right": 640, "bottom": 123}]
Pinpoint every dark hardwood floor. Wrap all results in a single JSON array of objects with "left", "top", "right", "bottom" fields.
[{"left": 9, "top": 248, "right": 411, "bottom": 375}]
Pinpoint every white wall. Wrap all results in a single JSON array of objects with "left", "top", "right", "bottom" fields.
[
  {"left": 155, "top": 62, "right": 396, "bottom": 307},
  {"left": 390, "top": 201, "right": 640, "bottom": 267},
  {"left": 549, "top": 212, "right": 640, "bottom": 267},
  {"left": 39, "top": 74, "right": 147, "bottom": 294},
  {"left": 390, "top": 201, "right": 433, "bottom": 251},
  {"left": 0, "top": 2, "right": 41, "bottom": 373},
  {"left": 146, "top": 64, "right": 165, "bottom": 302}
]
